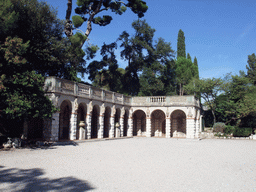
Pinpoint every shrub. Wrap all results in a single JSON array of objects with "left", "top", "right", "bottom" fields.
[
  {"left": 213, "top": 122, "right": 225, "bottom": 133},
  {"left": 224, "top": 125, "right": 235, "bottom": 135},
  {"left": 233, "top": 127, "right": 252, "bottom": 137}
]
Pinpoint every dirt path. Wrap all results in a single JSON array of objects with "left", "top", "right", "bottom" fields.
[{"left": 1, "top": 138, "right": 256, "bottom": 191}]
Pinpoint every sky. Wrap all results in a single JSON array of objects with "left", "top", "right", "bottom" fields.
[{"left": 45, "top": 0, "right": 256, "bottom": 81}]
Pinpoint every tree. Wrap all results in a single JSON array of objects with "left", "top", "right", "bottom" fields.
[
  {"left": 184, "top": 77, "right": 223, "bottom": 124},
  {"left": 246, "top": 53, "right": 256, "bottom": 85},
  {"left": 65, "top": 0, "right": 148, "bottom": 47},
  {"left": 223, "top": 73, "right": 256, "bottom": 126},
  {"left": 0, "top": 0, "right": 76, "bottom": 137},
  {"left": 193, "top": 56, "right": 199, "bottom": 79},
  {"left": 187, "top": 53, "right": 192, "bottom": 61},
  {"left": 177, "top": 29, "right": 186, "bottom": 58},
  {"left": 175, "top": 57, "right": 197, "bottom": 95}
]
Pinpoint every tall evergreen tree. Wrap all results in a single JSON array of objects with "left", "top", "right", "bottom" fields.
[
  {"left": 177, "top": 29, "right": 186, "bottom": 58},
  {"left": 193, "top": 57, "right": 199, "bottom": 79},
  {"left": 187, "top": 53, "right": 192, "bottom": 61},
  {"left": 246, "top": 53, "right": 256, "bottom": 85}
]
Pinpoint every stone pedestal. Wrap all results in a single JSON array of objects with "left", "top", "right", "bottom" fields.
[{"left": 79, "top": 128, "right": 86, "bottom": 140}]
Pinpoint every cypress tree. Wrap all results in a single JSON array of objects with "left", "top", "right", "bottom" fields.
[
  {"left": 187, "top": 53, "right": 192, "bottom": 61},
  {"left": 177, "top": 29, "right": 186, "bottom": 58},
  {"left": 193, "top": 57, "right": 199, "bottom": 79}
]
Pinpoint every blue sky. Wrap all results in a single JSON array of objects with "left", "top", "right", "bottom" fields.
[{"left": 46, "top": 0, "right": 256, "bottom": 81}]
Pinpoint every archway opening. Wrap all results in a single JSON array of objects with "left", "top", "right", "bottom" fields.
[
  {"left": 59, "top": 100, "right": 71, "bottom": 140},
  {"left": 123, "top": 109, "right": 129, "bottom": 137},
  {"left": 91, "top": 105, "right": 99, "bottom": 139},
  {"left": 133, "top": 110, "right": 146, "bottom": 136},
  {"left": 114, "top": 108, "right": 121, "bottom": 137},
  {"left": 76, "top": 103, "right": 86, "bottom": 140},
  {"left": 151, "top": 110, "right": 166, "bottom": 137},
  {"left": 171, "top": 110, "right": 186, "bottom": 138},
  {"left": 104, "top": 107, "right": 111, "bottom": 138}
]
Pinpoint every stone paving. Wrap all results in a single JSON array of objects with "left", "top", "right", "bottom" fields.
[{"left": 1, "top": 137, "right": 256, "bottom": 191}]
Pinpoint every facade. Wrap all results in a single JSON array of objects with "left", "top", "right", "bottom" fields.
[{"left": 42, "top": 77, "right": 202, "bottom": 141}]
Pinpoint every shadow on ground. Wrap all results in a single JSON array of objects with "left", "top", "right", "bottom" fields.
[{"left": 0, "top": 166, "right": 94, "bottom": 191}]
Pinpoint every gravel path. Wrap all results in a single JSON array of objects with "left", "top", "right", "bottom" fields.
[{"left": 1, "top": 137, "right": 256, "bottom": 192}]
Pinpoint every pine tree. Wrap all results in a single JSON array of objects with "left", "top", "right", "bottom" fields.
[{"left": 177, "top": 29, "right": 186, "bottom": 58}]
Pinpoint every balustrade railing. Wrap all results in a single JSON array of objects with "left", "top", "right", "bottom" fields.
[{"left": 45, "top": 77, "right": 199, "bottom": 107}]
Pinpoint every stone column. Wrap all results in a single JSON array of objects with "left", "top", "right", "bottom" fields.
[
  {"left": 86, "top": 114, "right": 91, "bottom": 139},
  {"left": 166, "top": 117, "right": 171, "bottom": 138},
  {"left": 195, "top": 118, "right": 200, "bottom": 138},
  {"left": 109, "top": 116, "right": 115, "bottom": 138},
  {"left": 51, "top": 112, "right": 60, "bottom": 141},
  {"left": 186, "top": 118, "right": 196, "bottom": 139},
  {"left": 146, "top": 118, "right": 151, "bottom": 137},
  {"left": 127, "top": 117, "right": 133, "bottom": 137},
  {"left": 120, "top": 117, "right": 124, "bottom": 137},
  {"left": 70, "top": 113, "right": 77, "bottom": 140},
  {"left": 98, "top": 115, "right": 104, "bottom": 139}
]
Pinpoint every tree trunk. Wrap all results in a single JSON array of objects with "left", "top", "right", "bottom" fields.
[{"left": 65, "top": 0, "right": 73, "bottom": 37}]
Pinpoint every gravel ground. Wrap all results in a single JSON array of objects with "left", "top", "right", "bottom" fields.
[{"left": 1, "top": 137, "right": 256, "bottom": 192}]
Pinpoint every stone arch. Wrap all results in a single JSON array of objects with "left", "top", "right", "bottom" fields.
[
  {"left": 151, "top": 110, "right": 166, "bottom": 137},
  {"left": 76, "top": 103, "right": 87, "bottom": 140},
  {"left": 104, "top": 106, "right": 111, "bottom": 138},
  {"left": 59, "top": 100, "right": 72, "bottom": 140},
  {"left": 114, "top": 108, "right": 121, "bottom": 137},
  {"left": 133, "top": 110, "right": 146, "bottom": 136},
  {"left": 123, "top": 109, "right": 129, "bottom": 137},
  {"left": 91, "top": 105, "right": 100, "bottom": 139},
  {"left": 171, "top": 110, "right": 186, "bottom": 138}
]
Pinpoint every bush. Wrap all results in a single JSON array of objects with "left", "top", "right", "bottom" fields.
[
  {"left": 233, "top": 127, "right": 252, "bottom": 137},
  {"left": 213, "top": 122, "right": 225, "bottom": 133},
  {"left": 224, "top": 125, "right": 235, "bottom": 135}
]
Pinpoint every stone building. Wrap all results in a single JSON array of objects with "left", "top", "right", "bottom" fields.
[{"left": 41, "top": 77, "right": 202, "bottom": 141}]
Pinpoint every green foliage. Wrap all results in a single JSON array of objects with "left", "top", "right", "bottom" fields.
[
  {"left": 233, "top": 127, "right": 252, "bottom": 137},
  {"left": 224, "top": 125, "right": 235, "bottom": 135},
  {"left": 213, "top": 122, "right": 225, "bottom": 133},
  {"left": 246, "top": 53, "right": 256, "bottom": 85},
  {"left": 184, "top": 77, "right": 223, "bottom": 124},
  {"left": 187, "top": 53, "right": 191, "bottom": 61},
  {"left": 72, "top": 15, "right": 84, "bottom": 28},
  {"left": 177, "top": 29, "right": 186, "bottom": 58},
  {"left": 69, "top": 32, "right": 87, "bottom": 47},
  {"left": 175, "top": 57, "right": 197, "bottom": 95}
]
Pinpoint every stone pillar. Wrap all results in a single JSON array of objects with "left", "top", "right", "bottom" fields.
[
  {"left": 86, "top": 114, "right": 91, "bottom": 139},
  {"left": 195, "top": 118, "right": 200, "bottom": 138},
  {"left": 127, "top": 117, "right": 133, "bottom": 137},
  {"left": 120, "top": 117, "right": 124, "bottom": 137},
  {"left": 109, "top": 116, "right": 115, "bottom": 138},
  {"left": 166, "top": 117, "right": 171, "bottom": 138},
  {"left": 98, "top": 115, "right": 104, "bottom": 139},
  {"left": 51, "top": 112, "right": 60, "bottom": 141},
  {"left": 70, "top": 113, "right": 77, "bottom": 140},
  {"left": 146, "top": 118, "right": 151, "bottom": 137},
  {"left": 186, "top": 118, "right": 196, "bottom": 139}
]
